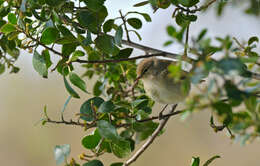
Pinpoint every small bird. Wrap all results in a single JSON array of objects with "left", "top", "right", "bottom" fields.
[{"left": 136, "top": 57, "right": 191, "bottom": 104}]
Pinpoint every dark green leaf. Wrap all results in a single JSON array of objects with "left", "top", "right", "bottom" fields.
[
  {"left": 113, "top": 48, "right": 133, "bottom": 59},
  {"left": 40, "top": 27, "right": 59, "bottom": 45},
  {"left": 62, "top": 43, "right": 77, "bottom": 58},
  {"left": 33, "top": 51, "right": 48, "bottom": 78},
  {"left": 163, "top": 40, "right": 173, "bottom": 46},
  {"left": 197, "top": 29, "right": 207, "bottom": 42},
  {"left": 46, "top": 0, "right": 65, "bottom": 6},
  {"left": 191, "top": 157, "right": 200, "bottom": 166},
  {"left": 176, "top": 12, "right": 189, "bottom": 27},
  {"left": 248, "top": 36, "right": 259, "bottom": 45},
  {"left": 95, "top": 35, "right": 120, "bottom": 55},
  {"left": 103, "top": 19, "right": 115, "bottom": 33},
  {"left": 178, "top": 0, "right": 199, "bottom": 7},
  {"left": 57, "top": 25, "right": 76, "bottom": 39},
  {"left": 93, "top": 81, "right": 103, "bottom": 96},
  {"left": 80, "top": 97, "right": 104, "bottom": 121},
  {"left": 54, "top": 144, "right": 70, "bottom": 165},
  {"left": 63, "top": 76, "right": 80, "bottom": 98},
  {"left": 115, "top": 26, "right": 123, "bottom": 46},
  {"left": 0, "top": 63, "right": 5, "bottom": 75},
  {"left": 82, "top": 129, "right": 102, "bottom": 149},
  {"left": 127, "top": 18, "right": 142, "bottom": 29},
  {"left": 85, "top": 0, "right": 105, "bottom": 11},
  {"left": 69, "top": 72, "right": 87, "bottom": 92},
  {"left": 133, "top": 1, "right": 149, "bottom": 7},
  {"left": 7, "top": 13, "right": 17, "bottom": 24},
  {"left": 203, "top": 155, "right": 220, "bottom": 166},
  {"left": 0, "top": 23, "right": 16, "bottom": 34},
  {"left": 128, "top": 12, "right": 152, "bottom": 22},
  {"left": 111, "top": 140, "right": 131, "bottom": 158},
  {"left": 134, "top": 121, "right": 159, "bottom": 142},
  {"left": 42, "top": 50, "right": 52, "bottom": 69},
  {"left": 132, "top": 99, "right": 149, "bottom": 109},
  {"left": 77, "top": 10, "right": 99, "bottom": 34},
  {"left": 83, "top": 160, "right": 104, "bottom": 166},
  {"left": 131, "top": 30, "right": 142, "bottom": 40},
  {"left": 98, "top": 101, "right": 115, "bottom": 113},
  {"left": 97, "top": 120, "right": 121, "bottom": 141}
]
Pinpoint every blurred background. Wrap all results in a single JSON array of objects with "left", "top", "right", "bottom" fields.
[{"left": 1, "top": 1, "right": 260, "bottom": 166}]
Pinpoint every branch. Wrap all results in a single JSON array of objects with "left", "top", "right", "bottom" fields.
[{"left": 123, "top": 104, "right": 178, "bottom": 166}]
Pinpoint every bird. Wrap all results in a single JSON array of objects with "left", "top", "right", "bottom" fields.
[{"left": 136, "top": 57, "right": 191, "bottom": 104}]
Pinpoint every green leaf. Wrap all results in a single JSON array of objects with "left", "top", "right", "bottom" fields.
[
  {"left": 32, "top": 51, "right": 48, "bottom": 78},
  {"left": 176, "top": 12, "right": 189, "bottom": 27},
  {"left": 0, "top": 63, "right": 5, "bottom": 75},
  {"left": 62, "top": 43, "right": 77, "bottom": 58},
  {"left": 82, "top": 129, "right": 102, "bottom": 149},
  {"left": 127, "top": 18, "right": 142, "bottom": 29},
  {"left": 133, "top": 1, "right": 149, "bottom": 7},
  {"left": 245, "top": 96, "right": 257, "bottom": 112},
  {"left": 42, "top": 49, "right": 52, "bottom": 69},
  {"left": 197, "top": 29, "right": 207, "bottom": 42},
  {"left": 190, "top": 157, "right": 200, "bottom": 166},
  {"left": 110, "top": 163, "right": 123, "bottom": 166},
  {"left": 248, "top": 36, "right": 259, "bottom": 45},
  {"left": 212, "top": 101, "right": 232, "bottom": 125},
  {"left": 163, "top": 40, "right": 173, "bottom": 46},
  {"left": 69, "top": 72, "right": 87, "bottom": 92},
  {"left": 8, "top": 13, "right": 17, "bottom": 24},
  {"left": 178, "top": 0, "right": 199, "bottom": 7},
  {"left": 57, "top": 25, "right": 76, "bottom": 39},
  {"left": 40, "top": 27, "right": 59, "bottom": 45},
  {"left": 132, "top": 99, "right": 149, "bottom": 109},
  {"left": 134, "top": 121, "right": 159, "bottom": 142},
  {"left": 63, "top": 76, "right": 80, "bottom": 98},
  {"left": 167, "top": 25, "right": 176, "bottom": 36},
  {"left": 98, "top": 100, "right": 115, "bottom": 113},
  {"left": 0, "top": 23, "right": 16, "bottom": 34},
  {"left": 111, "top": 140, "right": 131, "bottom": 158},
  {"left": 131, "top": 30, "right": 142, "bottom": 40},
  {"left": 83, "top": 160, "right": 104, "bottom": 166},
  {"left": 203, "top": 155, "right": 220, "bottom": 166},
  {"left": 97, "top": 120, "right": 121, "bottom": 141},
  {"left": 54, "top": 144, "right": 71, "bottom": 165},
  {"left": 80, "top": 97, "right": 104, "bottom": 121},
  {"left": 70, "top": 50, "right": 85, "bottom": 61},
  {"left": 115, "top": 26, "right": 123, "bottom": 46},
  {"left": 103, "top": 19, "right": 115, "bottom": 33},
  {"left": 95, "top": 35, "right": 120, "bottom": 55},
  {"left": 46, "top": 0, "right": 65, "bottom": 7},
  {"left": 128, "top": 12, "right": 151, "bottom": 22},
  {"left": 113, "top": 48, "right": 133, "bottom": 59},
  {"left": 85, "top": 0, "right": 105, "bottom": 11},
  {"left": 93, "top": 81, "right": 103, "bottom": 96}
]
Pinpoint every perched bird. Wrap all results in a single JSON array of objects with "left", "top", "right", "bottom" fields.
[{"left": 136, "top": 57, "right": 190, "bottom": 104}]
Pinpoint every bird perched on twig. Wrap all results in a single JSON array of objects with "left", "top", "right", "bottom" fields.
[{"left": 136, "top": 57, "right": 191, "bottom": 104}]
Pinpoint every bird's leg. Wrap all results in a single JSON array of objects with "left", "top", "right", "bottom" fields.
[{"left": 159, "top": 104, "right": 168, "bottom": 120}]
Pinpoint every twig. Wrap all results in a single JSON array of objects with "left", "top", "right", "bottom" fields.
[
  {"left": 119, "top": 10, "right": 131, "bottom": 42},
  {"left": 123, "top": 104, "right": 178, "bottom": 166},
  {"left": 184, "top": 23, "right": 190, "bottom": 59}
]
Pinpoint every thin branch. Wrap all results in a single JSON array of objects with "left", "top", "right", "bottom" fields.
[
  {"left": 184, "top": 23, "right": 190, "bottom": 59},
  {"left": 76, "top": 53, "right": 168, "bottom": 64},
  {"left": 119, "top": 10, "right": 131, "bottom": 42},
  {"left": 123, "top": 104, "right": 178, "bottom": 166}
]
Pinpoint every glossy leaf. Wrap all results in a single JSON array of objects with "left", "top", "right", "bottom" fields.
[
  {"left": 32, "top": 51, "right": 48, "bottom": 78},
  {"left": 97, "top": 120, "right": 121, "bottom": 141},
  {"left": 95, "top": 35, "right": 120, "bottom": 55},
  {"left": 103, "top": 19, "right": 115, "bottom": 33},
  {"left": 191, "top": 157, "right": 200, "bottom": 166},
  {"left": 0, "top": 23, "right": 16, "bottom": 34},
  {"left": 98, "top": 100, "right": 115, "bottom": 113},
  {"left": 69, "top": 72, "right": 87, "bottom": 92},
  {"left": 8, "top": 13, "right": 17, "bottom": 24},
  {"left": 127, "top": 18, "right": 142, "bottom": 29},
  {"left": 80, "top": 97, "right": 104, "bottom": 121},
  {"left": 40, "top": 27, "right": 59, "bottom": 45},
  {"left": 82, "top": 129, "right": 102, "bottom": 149},
  {"left": 83, "top": 160, "right": 104, "bottom": 166},
  {"left": 63, "top": 76, "right": 80, "bottom": 98},
  {"left": 111, "top": 140, "right": 131, "bottom": 158}
]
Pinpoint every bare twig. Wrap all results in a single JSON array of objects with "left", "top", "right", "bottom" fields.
[
  {"left": 123, "top": 104, "right": 178, "bottom": 166},
  {"left": 119, "top": 10, "right": 131, "bottom": 42}
]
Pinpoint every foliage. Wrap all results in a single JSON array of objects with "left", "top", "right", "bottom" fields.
[{"left": 0, "top": 0, "right": 260, "bottom": 166}]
